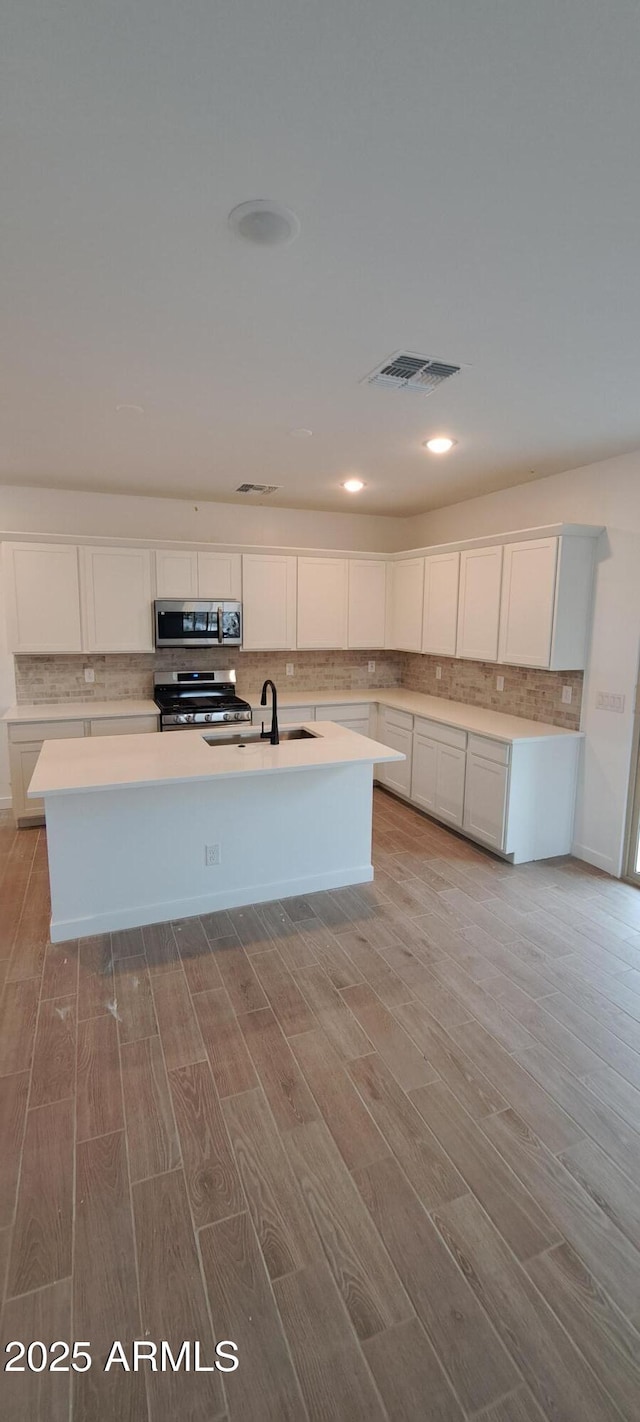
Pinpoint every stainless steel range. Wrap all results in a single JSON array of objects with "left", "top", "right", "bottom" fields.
[{"left": 153, "top": 669, "right": 252, "bottom": 732}]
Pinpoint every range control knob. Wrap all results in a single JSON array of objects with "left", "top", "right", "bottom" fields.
[{"left": 204, "top": 713, "right": 213, "bottom": 723}]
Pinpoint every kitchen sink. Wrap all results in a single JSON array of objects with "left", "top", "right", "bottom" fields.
[{"left": 204, "top": 727, "right": 318, "bottom": 748}]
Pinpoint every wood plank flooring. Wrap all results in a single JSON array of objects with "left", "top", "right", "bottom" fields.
[{"left": 1, "top": 788, "right": 640, "bottom": 1420}]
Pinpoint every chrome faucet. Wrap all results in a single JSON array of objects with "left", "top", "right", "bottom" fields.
[{"left": 260, "top": 679, "right": 279, "bottom": 745}]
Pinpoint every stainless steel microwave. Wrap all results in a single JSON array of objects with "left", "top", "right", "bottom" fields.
[{"left": 154, "top": 599, "right": 242, "bottom": 648}]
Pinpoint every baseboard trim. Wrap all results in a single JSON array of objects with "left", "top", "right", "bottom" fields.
[
  {"left": 49, "top": 864, "right": 374, "bottom": 942},
  {"left": 571, "top": 842, "right": 618, "bottom": 878},
  {"left": 0, "top": 796, "right": 12, "bottom": 811}
]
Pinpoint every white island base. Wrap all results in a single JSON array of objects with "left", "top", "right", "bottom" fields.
[{"left": 30, "top": 722, "right": 404, "bottom": 942}]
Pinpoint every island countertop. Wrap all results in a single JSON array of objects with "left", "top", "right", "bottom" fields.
[{"left": 28, "top": 721, "right": 404, "bottom": 799}]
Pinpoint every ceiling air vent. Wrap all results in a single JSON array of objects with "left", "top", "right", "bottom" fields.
[
  {"left": 235, "top": 483, "right": 281, "bottom": 495},
  {"left": 363, "top": 351, "right": 461, "bottom": 394}
]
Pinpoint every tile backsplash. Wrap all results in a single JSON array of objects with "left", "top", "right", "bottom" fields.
[
  {"left": 401, "top": 653, "right": 582, "bottom": 730},
  {"left": 14, "top": 648, "right": 582, "bottom": 728},
  {"left": 14, "top": 650, "right": 403, "bottom": 704}
]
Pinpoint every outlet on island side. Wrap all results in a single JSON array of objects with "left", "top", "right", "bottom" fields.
[{"left": 205, "top": 843, "right": 221, "bottom": 866}]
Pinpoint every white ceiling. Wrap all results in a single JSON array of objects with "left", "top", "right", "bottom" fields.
[{"left": 4, "top": 1, "right": 640, "bottom": 516}]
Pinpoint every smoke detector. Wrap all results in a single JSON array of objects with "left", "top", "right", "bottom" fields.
[
  {"left": 362, "top": 351, "right": 461, "bottom": 394},
  {"left": 235, "top": 483, "right": 281, "bottom": 495}
]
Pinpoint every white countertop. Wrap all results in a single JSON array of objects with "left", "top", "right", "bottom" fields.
[
  {"left": 3, "top": 699, "right": 159, "bottom": 724},
  {"left": 28, "top": 721, "right": 404, "bottom": 799},
  {"left": 5, "top": 686, "right": 580, "bottom": 744},
  {"left": 244, "top": 686, "right": 581, "bottom": 744}
]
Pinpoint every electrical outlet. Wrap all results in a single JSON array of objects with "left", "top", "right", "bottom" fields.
[
  {"left": 435, "top": 666, "right": 442, "bottom": 681},
  {"left": 596, "top": 692, "right": 626, "bottom": 713},
  {"left": 368, "top": 660, "right": 376, "bottom": 674},
  {"left": 285, "top": 662, "right": 294, "bottom": 677},
  {"left": 84, "top": 667, "right": 95, "bottom": 684},
  {"left": 205, "top": 843, "right": 221, "bottom": 866},
  {"left": 561, "top": 685, "right": 572, "bottom": 705},
  {"left": 496, "top": 675, "right": 505, "bottom": 692}
]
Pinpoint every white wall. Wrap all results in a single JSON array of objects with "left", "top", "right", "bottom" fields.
[
  {"left": 0, "top": 485, "right": 405, "bottom": 554},
  {"left": 0, "top": 576, "right": 17, "bottom": 809},
  {"left": 407, "top": 450, "right": 640, "bottom": 877}
]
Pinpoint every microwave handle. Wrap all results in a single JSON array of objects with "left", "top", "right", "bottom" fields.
[{"left": 218, "top": 606, "right": 223, "bottom": 644}]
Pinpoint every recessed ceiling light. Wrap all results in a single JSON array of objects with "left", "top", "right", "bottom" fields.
[
  {"left": 342, "top": 478, "right": 365, "bottom": 493},
  {"left": 228, "top": 200, "right": 301, "bottom": 247},
  {"left": 115, "top": 403, "right": 144, "bottom": 415},
  {"left": 423, "top": 436, "right": 456, "bottom": 454},
  {"left": 288, "top": 427, "right": 313, "bottom": 438}
]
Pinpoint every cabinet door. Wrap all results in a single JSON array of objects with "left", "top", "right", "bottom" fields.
[
  {"left": 242, "top": 554, "right": 296, "bottom": 649},
  {"left": 463, "top": 753, "right": 508, "bottom": 850},
  {"left": 386, "top": 559, "right": 424, "bottom": 651},
  {"left": 197, "top": 552, "right": 242, "bottom": 599},
  {"left": 3, "top": 542, "right": 82, "bottom": 653},
  {"left": 11, "top": 743, "right": 45, "bottom": 820},
  {"left": 422, "top": 552, "right": 459, "bottom": 655},
  {"left": 435, "top": 745, "right": 466, "bottom": 827},
  {"left": 411, "top": 732, "right": 438, "bottom": 811},
  {"left": 155, "top": 550, "right": 197, "bottom": 598},
  {"left": 498, "top": 538, "right": 558, "bottom": 668},
  {"left": 297, "top": 558, "right": 348, "bottom": 649},
  {"left": 456, "top": 546, "right": 503, "bottom": 661},
  {"left": 347, "top": 560, "right": 387, "bottom": 648},
  {"left": 80, "top": 547, "right": 154, "bottom": 652},
  {"left": 379, "top": 719, "right": 413, "bottom": 797}
]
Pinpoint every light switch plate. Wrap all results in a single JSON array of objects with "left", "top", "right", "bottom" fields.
[
  {"left": 84, "top": 667, "right": 95, "bottom": 684},
  {"left": 368, "top": 660, "right": 376, "bottom": 674},
  {"left": 596, "top": 691, "right": 626, "bottom": 713},
  {"left": 496, "top": 675, "right": 505, "bottom": 692},
  {"left": 285, "top": 663, "right": 294, "bottom": 677},
  {"left": 561, "top": 685, "right": 572, "bottom": 704},
  {"left": 435, "top": 666, "right": 442, "bottom": 681}
]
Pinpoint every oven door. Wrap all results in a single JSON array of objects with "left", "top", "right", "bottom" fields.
[{"left": 155, "top": 600, "right": 242, "bottom": 648}]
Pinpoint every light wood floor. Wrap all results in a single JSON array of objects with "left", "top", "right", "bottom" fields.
[{"left": 2, "top": 789, "right": 640, "bottom": 1420}]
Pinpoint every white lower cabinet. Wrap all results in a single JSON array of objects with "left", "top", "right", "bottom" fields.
[
  {"left": 411, "top": 720, "right": 466, "bottom": 828},
  {"left": 463, "top": 738, "right": 509, "bottom": 851},
  {"left": 9, "top": 713, "right": 159, "bottom": 824},
  {"left": 378, "top": 711, "right": 413, "bottom": 797}
]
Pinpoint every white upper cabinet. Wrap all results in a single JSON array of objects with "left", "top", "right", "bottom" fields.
[
  {"left": 386, "top": 558, "right": 424, "bottom": 652},
  {"left": 155, "top": 550, "right": 198, "bottom": 598},
  {"left": 297, "top": 557, "right": 348, "bottom": 649},
  {"left": 347, "top": 560, "right": 387, "bottom": 648},
  {"left": 498, "top": 535, "right": 594, "bottom": 670},
  {"left": 155, "top": 550, "right": 241, "bottom": 600},
  {"left": 498, "top": 538, "right": 558, "bottom": 668},
  {"left": 3, "top": 542, "right": 83, "bottom": 653},
  {"left": 80, "top": 547, "right": 154, "bottom": 652},
  {"left": 456, "top": 546, "right": 503, "bottom": 661},
  {"left": 242, "top": 554, "right": 297, "bottom": 649},
  {"left": 197, "top": 552, "right": 242, "bottom": 599},
  {"left": 422, "top": 551, "right": 460, "bottom": 656}
]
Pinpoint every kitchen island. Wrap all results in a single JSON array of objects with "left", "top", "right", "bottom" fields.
[{"left": 28, "top": 722, "right": 404, "bottom": 942}]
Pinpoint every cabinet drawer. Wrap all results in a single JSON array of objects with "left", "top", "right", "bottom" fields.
[
  {"left": 321, "top": 702, "right": 370, "bottom": 721},
  {"left": 381, "top": 707, "right": 413, "bottom": 732},
  {"left": 414, "top": 718, "right": 467, "bottom": 751},
  {"left": 277, "top": 706, "right": 315, "bottom": 724},
  {"left": 90, "top": 715, "right": 158, "bottom": 736},
  {"left": 468, "top": 734, "right": 510, "bottom": 765},
  {"left": 9, "top": 719, "right": 85, "bottom": 744}
]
